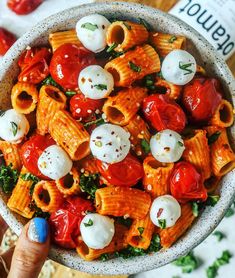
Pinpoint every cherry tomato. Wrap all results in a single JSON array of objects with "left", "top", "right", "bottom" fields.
[
  {"left": 50, "top": 44, "right": 96, "bottom": 90},
  {"left": 142, "top": 94, "right": 187, "bottom": 133},
  {"left": 21, "top": 134, "right": 55, "bottom": 179},
  {"left": 7, "top": 0, "right": 43, "bottom": 15},
  {"left": 18, "top": 47, "right": 51, "bottom": 84},
  {"left": 70, "top": 93, "right": 103, "bottom": 120},
  {"left": 0, "top": 28, "right": 16, "bottom": 56},
  {"left": 96, "top": 153, "right": 144, "bottom": 187},
  {"left": 170, "top": 161, "right": 207, "bottom": 203},
  {"left": 182, "top": 78, "right": 222, "bottom": 123},
  {"left": 49, "top": 197, "right": 94, "bottom": 249}
]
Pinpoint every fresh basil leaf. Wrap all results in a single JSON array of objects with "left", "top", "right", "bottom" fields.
[
  {"left": 158, "top": 219, "right": 166, "bottom": 229},
  {"left": 206, "top": 195, "right": 220, "bottom": 207},
  {"left": 213, "top": 231, "right": 225, "bottom": 242},
  {"left": 107, "top": 43, "right": 118, "bottom": 53},
  {"left": 81, "top": 22, "right": 98, "bottom": 31},
  {"left": 208, "top": 131, "right": 221, "bottom": 145},
  {"left": 225, "top": 207, "right": 234, "bottom": 218},
  {"left": 41, "top": 76, "right": 63, "bottom": 91},
  {"left": 173, "top": 251, "right": 199, "bottom": 273},
  {"left": 94, "top": 84, "right": 107, "bottom": 91},
  {"left": 137, "top": 227, "right": 144, "bottom": 235},
  {"left": 84, "top": 218, "right": 93, "bottom": 227},
  {"left": 178, "top": 141, "right": 184, "bottom": 147},
  {"left": 10, "top": 122, "right": 18, "bottom": 136},
  {"left": 129, "top": 61, "right": 141, "bottom": 73},
  {"left": 141, "top": 139, "right": 150, "bottom": 154}
]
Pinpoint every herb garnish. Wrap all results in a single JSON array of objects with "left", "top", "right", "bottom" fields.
[
  {"left": 94, "top": 84, "right": 107, "bottom": 91},
  {"left": 84, "top": 219, "right": 93, "bottom": 227},
  {"left": 84, "top": 117, "right": 105, "bottom": 128},
  {"left": 225, "top": 199, "right": 235, "bottom": 217},
  {"left": 116, "top": 217, "right": 133, "bottom": 228},
  {"left": 173, "top": 251, "right": 199, "bottom": 273},
  {"left": 141, "top": 139, "right": 150, "bottom": 154},
  {"left": 139, "top": 18, "right": 151, "bottom": 31},
  {"left": 213, "top": 231, "right": 225, "bottom": 242},
  {"left": 81, "top": 22, "right": 98, "bottom": 31},
  {"left": 29, "top": 200, "right": 50, "bottom": 219},
  {"left": 206, "top": 195, "right": 220, "bottom": 207},
  {"left": 65, "top": 91, "right": 77, "bottom": 97},
  {"left": 0, "top": 164, "right": 19, "bottom": 194},
  {"left": 79, "top": 173, "right": 100, "bottom": 199},
  {"left": 10, "top": 122, "right": 18, "bottom": 136},
  {"left": 208, "top": 131, "right": 221, "bottom": 145},
  {"left": 192, "top": 202, "right": 199, "bottom": 217},
  {"left": 179, "top": 62, "right": 194, "bottom": 75},
  {"left": 100, "top": 253, "right": 110, "bottom": 261},
  {"left": 123, "top": 22, "right": 132, "bottom": 30},
  {"left": 0, "top": 110, "right": 5, "bottom": 117},
  {"left": 144, "top": 74, "right": 156, "bottom": 90},
  {"left": 137, "top": 227, "right": 144, "bottom": 235},
  {"left": 129, "top": 61, "right": 141, "bottom": 73},
  {"left": 206, "top": 250, "right": 232, "bottom": 278},
  {"left": 107, "top": 43, "right": 118, "bottom": 53},
  {"left": 168, "top": 36, "right": 177, "bottom": 43},
  {"left": 21, "top": 173, "right": 40, "bottom": 195},
  {"left": 178, "top": 141, "right": 184, "bottom": 147},
  {"left": 41, "top": 76, "right": 63, "bottom": 91},
  {"left": 158, "top": 219, "right": 166, "bottom": 229}
]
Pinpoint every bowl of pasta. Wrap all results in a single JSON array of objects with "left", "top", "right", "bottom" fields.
[{"left": 0, "top": 1, "right": 235, "bottom": 275}]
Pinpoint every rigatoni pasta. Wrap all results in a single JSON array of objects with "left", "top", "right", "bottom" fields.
[
  {"left": 210, "top": 99, "right": 234, "bottom": 128},
  {"left": 0, "top": 141, "right": 22, "bottom": 170},
  {"left": 155, "top": 77, "right": 182, "bottom": 100}
]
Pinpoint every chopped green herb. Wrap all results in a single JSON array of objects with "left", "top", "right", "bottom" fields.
[
  {"left": 94, "top": 84, "right": 107, "bottom": 91},
  {"left": 81, "top": 22, "right": 98, "bottom": 31},
  {"left": 173, "top": 251, "right": 199, "bottom": 273},
  {"left": 29, "top": 201, "right": 50, "bottom": 219},
  {"left": 225, "top": 207, "right": 234, "bottom": 218},
  {"left": 208, "top": 131, "right": 221, "bottom": 145},
  {"left": 0, "top": 110, "right": 5, "bottom": 117},
  {"left": 168, "top": 35, "right": 177, "bottom": 43},
  {"left": 123, "top": 22, "right": 132, "bottom": 30},
  {"left": 79, "top": 173, "right": 100, "bottom": 199},
  {"left": 192, "top": 202, "right": 199, "bottom": 217},
  {"left": 137, "top": 227, "right": 144, "bottom": 235},
  {"left": 144, "top": 75, "right": 156, "bottom": 89},
  {"left": 139, "top": 18, "right": 151, "bottom": 31},
  {"left": 84, "top": 117, "right": 105, "bottom": 128},
  {"left": 157, "top": 71, "right": 164, "bottom": 79},
  {"left": 21, "top": 173, "right": 40, "bottom": 195},
  {"left": 179, "top": 62, "right": 194, "bottom": 75},
  {"left": 158, "top": 219, "right": 166, "bottom": 229},
  {"left": 65, "top": 91, "right": 77, "bottom": 97},
  {"left": 141, "top": 139, "right": 150, "bottom": 154},
  {"left": 178, "top": 141, "right": 184, "bottom": 147},
  {"left": 206, "top": 195, "right": 220, "bottom": 207},
  {"left": 107, "top": 43, "right": 118, "bottom": 53},
  {"left": 10, "top": 122, "right": 18, "bottom": 136},
  {"left": 213, "top": 231, "right": 225, "bottom": 242},
  {"left": 0, "top": 164, "right": 19, "bottom": 194},
  {"left": 84, "top": 219, "right": 93, "bottom": 227},
  {"left": 100, "top": 253, "right": 110, "bottom": 261},
  {"left": 206, "top": 250, "right": 232, "bottom": 278},
  {"left": 116, "top": 217, "right": 133, "bottom": 228},
  {"left": 41, "top": 76, "right": 63, "bottom": 91},
  {"left": 129, "top": 61, "right": 141, "bottom": 73}
]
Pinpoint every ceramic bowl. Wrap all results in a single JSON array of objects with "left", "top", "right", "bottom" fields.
[{"left": 0, "top": 2, "right": 235, "bottom": 275}]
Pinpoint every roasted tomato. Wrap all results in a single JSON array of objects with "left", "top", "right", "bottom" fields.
[
  {"left": 96, "top": 153, "right": 144, "bottom": 187},
  {"left": 21, "top": 134, "right": 55, "bottom": 178},
  {"left": 70, "top": 93, "right": 103, "bottom": 120},
  {"left": 0, "top": 27, "right": 16, "bottom": 56},
  {"left": 50, "top": 44, "right": 96, "bottom": 90},
  {"left": 170, "top": 161, "right": 207, "bottom": 203},
  {"left": 18, "top": 47, "right": 51, "bottom": 84},
  {"left": 7, "top": 0, "right": 43, "bottom": 15},
  {"left": 49, "top": 197, "right": 94, "bottom": 249},
  {"left": 182, "top": 78, "right": 222, "bottom": 123},
  {"left": 142, "top": 94, "right": 186, "bottom": 133}
]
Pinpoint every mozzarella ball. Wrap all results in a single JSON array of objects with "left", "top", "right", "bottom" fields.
[
  {"left": 150, "top": 129, "right": 185, "bottom": 163},
  {"left": 76, "top": 14, "right": 111, "bottom": 53},
  {"left": 161, "top": 50, "right": 196, "bottom": 85},
  {"left": 79, "top": 65, "right": 114, "bottom": 99},
  {"left": 38, "top": 145, "right": 72, "bottom": 180},
  {"left": 80, "top": 213, "right": 115, "bottom": 249},
  {"left": 150, "top": 195, "right": 181, "bottom": 228},
  {"left": 0, "top": 109, "right": 29, "bottom": 144},
  {"left": 90, "top": 124, "right": 130, "bottom": 164}
]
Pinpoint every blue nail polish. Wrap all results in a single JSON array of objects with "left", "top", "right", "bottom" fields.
[{"left": 28, "top": 218, "right": 49, "bottom": 243}]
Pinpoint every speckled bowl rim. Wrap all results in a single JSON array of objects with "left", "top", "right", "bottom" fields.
[{"left": 0, "top": 2, "right": 235, "bottom": 275}]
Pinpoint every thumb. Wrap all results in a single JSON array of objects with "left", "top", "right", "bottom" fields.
[{"left": 8, "top": 218, "right": 50, "bottom": 278}]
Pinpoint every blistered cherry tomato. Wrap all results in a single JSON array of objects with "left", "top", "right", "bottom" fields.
[
  {"left": 21, "top": 134, "right": 55, "bottom": 178},
  {"left": 70, "top": 93, "right": 103, "bottom": 120},
  {"left": 49, "top": 197, "right": 94, "bottom": 249},
  {"left": 96, "top": 153, "right": 144, "bottom": 187},
  {"left": 18, "top": 47, "right": 51, "bottom": 84},
  {"left": 142, "top": 94, "right": 186, "bottom": 133},
  {"left": 170, "top": 161, "right": 207, "bottom": 203},
  {"left": 50, "top": 44, "right": 96, "bottom": 90},
  {"left": 182, "top": 78, "right": 222, "bottom": 123},
  {"left": 7, "top": 0, "right": 43, "bottom": 15},
  {"left": 0, "top": 28, "right": 16, "bottom": 56}
]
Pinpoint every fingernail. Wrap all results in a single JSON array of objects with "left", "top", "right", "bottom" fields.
[{"left": 28, "top": 218, "right": 49, "bottom": 243}]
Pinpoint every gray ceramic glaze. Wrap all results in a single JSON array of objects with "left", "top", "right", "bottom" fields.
[{"left": 0, "top": 2, "right": 235, "bottom": 275}]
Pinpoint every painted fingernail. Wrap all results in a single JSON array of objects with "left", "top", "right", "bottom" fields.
[{"left": 28, "top": 218, "right": 49, "bottom": 243}]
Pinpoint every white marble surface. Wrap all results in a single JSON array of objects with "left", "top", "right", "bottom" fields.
[{"left": 0, "top": 1, "right": 234, "bottom": 277}]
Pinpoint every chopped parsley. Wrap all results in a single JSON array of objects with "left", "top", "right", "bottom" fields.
[
  {"left": 84, "top": 219, "right": 93, "bottom": 227},
  {"left": 116, "top": 217, "right": 133, "bottom": 228},
  {"left": 137, "top": 227, "right": 144, "bottom": 235},
  {"left": 179, "top": 62, "right": 194, "bottom": 75},
  {"left": 81, "top": 22, "right": 98, "bottom": 31},
  {"left": 144, "top": 74, "right": 156, "bottom": 90},
  {"left": 208, "top": 131, "right": 221, "bottom": 145},
  {"left": 107, "top": 43, "right": 118, "bottom": 53},
  {"left": 65, "top": 91, "right": 77, "bottom": 97},
  {"left": 206, "top": 195, "right": 220, "bottom": 207},
  {"left": 0, "top": 164, "right": 19, "bottom": 194},
  {"left": 21, "top": 173, "right": 40, "bottom": 195},
  {"left": 192, "top": 202, "right": 199, "bottom": 217},
  {"left": 0, "top": 110, "right": 5, "bottom": 117},
  {"left": 10, "top": 122, "right": 18, "bottom": 136},
  {"left": 168, "top": 35, "right": 177, "bottom": 43},
  {"left": 206, "top": 250, "right": 232, "bottom": 278},
  {"left": 29, "top": 200, "right": 50, "bottom": 219},
  {"left": 173, "top": 251, "right": 199, "bottom": 273},
  {"left": 129, "top": 61, "right": 141, "bottom": 73},
  {"left": 100, "top": 253, "right": 110, "bottom": 261},
  {"left": 94, "top": 84, "right": 107, "bottom": 91},
  {"left": 41, "top": 76, "right": 63, "bottom": 91},
  {"left": 83, "top": 117, "right": 105, "bottom": 128},
  {"left": 123, "top": 22, "right": 131, "bottom": 30},
  {"left": 79, "top": 173, "right": 100, "bottom": 199},
  {"left": 139, "top": 18, "right": 151, "bottom": 31},
  {"left": 213, "top": 231, "right": 226, "bottom": 242},
  {"left": 178, "top": 141, "right": 184, "bottom": 147},
  {"left": 158, "top": 219, "right": 166, "bottom": 229},
  {"left": 141, "top": 139, "right": 150, "bottom": 154}
]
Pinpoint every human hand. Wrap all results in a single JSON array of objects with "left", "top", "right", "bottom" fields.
[{"left": 0, "top": 215, "right": 50, "bottom": 278}]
